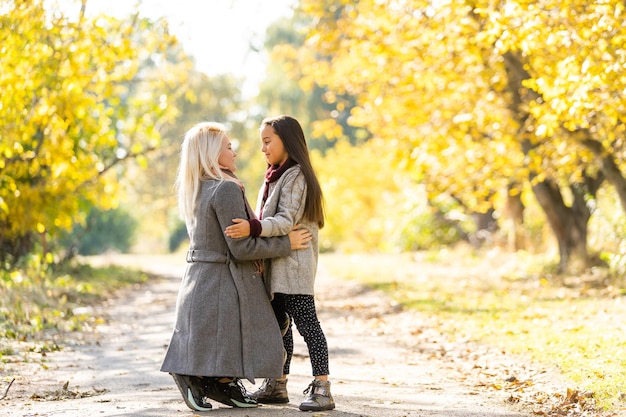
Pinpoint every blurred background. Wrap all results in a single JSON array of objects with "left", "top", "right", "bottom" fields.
[{"left": 2, "top": 0, "right": 626, "bottom": 275}]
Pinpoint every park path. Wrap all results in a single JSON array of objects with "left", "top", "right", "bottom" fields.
[{"left": 2, "top": 254, "right": 537, "bottom": 417}]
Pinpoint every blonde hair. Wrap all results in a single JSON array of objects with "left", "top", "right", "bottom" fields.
[{"left": 175, "top": 122, "right": 228, "bottom": 224}]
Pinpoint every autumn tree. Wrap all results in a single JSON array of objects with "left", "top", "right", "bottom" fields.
[
  {"left": 483, "top": 0, "right": 626, "bottom": 271},
  {"left": 288, "top": 0, "right": 524, "bottom": 249},
  {"left": 296, "top": 0, "right": 626, "bottom": 272},
  {"left": 0, "top": 0, "right": 192, "bottom": 266}
]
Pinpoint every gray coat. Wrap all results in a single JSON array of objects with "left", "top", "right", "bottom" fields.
[
  {"left": 256, "top": 165, "right": 319, "bottom": 296},
  {"left": 160, "top": 179, "right": 288, "bottom": 383}
]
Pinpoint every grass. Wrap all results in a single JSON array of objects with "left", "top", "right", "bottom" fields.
[
  {"left": 0, "top": 260, "right": 150, "bottom": 341},
  {"left": 320, "top": 247, "right": 626, "bottom": 412},
  {"left": 0, "top": 257, "right": 152, "bottom": 391}
]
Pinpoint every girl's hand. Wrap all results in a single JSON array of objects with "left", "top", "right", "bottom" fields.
[
  {"left": 289, "top": 224, "right": 312, "bottom": 250},
  {"left": 225, "top": 218, "right": 251, "bottom": 239}
]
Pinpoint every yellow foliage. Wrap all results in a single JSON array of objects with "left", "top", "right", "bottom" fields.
[
  {"left": 296, "top": 0, "right": 626, "bottom": 227},
  {"left": 314, "top": 140, "right": 421, "bottom": 251},
  {"left": 0, "top": 0, "right": 192, "bottom": 262}
]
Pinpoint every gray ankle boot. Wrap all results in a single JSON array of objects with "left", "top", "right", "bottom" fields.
[
  {"left": 248, "top": 378, "right": 289, "bottom": 404},
  {"left": 299, "top": 379, "right": 335, "bottom": 411}
]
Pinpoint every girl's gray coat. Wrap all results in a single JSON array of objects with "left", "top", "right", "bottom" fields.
[
  {"left": 256, "top": 165, "right": 319, "bottom": 296},
  {"left": 160, "top": 179, "right": 288, "bottom": 383}
]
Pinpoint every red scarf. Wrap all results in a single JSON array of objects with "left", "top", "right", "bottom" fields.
[{"left": 260, "top": 159, "right": 297, "bottom": 219}]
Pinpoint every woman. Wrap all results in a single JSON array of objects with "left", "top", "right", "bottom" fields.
[{"left": 160, "top": 122, "right": 311, "bottom": 411}]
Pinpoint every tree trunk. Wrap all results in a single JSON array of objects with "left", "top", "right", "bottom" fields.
[
  {"left": 580, "top": 134, "right": 626, "bottom": 213},
  {"left": 449, "top": 194, "right": 498, "bottom": 247},
  {"left": 0, "top": 230, "right": 34, "bottom": 268},
  {"left": 501, "top": 50, "right": 597, "bottom": 273},
  {"left": 470, "top": 209, "right": 498, "bottom": 247},
  {"left": 530, "top": 178, "right": 590, "bottom": 273},
  {"left": 503, "top": 187, "right": 526, "bottom": 251}
]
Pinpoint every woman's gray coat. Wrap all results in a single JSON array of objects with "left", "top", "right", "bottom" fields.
[{"left": 160, "top": 179, "right": 289, "bottom": 383}]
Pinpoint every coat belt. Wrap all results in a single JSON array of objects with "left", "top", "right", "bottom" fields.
[{"left": 186, "top": 250, "right": 230, "bottom": 264}]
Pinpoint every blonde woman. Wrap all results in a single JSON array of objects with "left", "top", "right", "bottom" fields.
[{"left": 160, "top": 122, "right": 311, "bottom": 411}]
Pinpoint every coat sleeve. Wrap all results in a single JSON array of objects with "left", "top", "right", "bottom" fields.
[
  {"left": 259, "top": 168, "right": 307, "bottom": 237},
  {"left": 215, "top": 181, "right": 291, "bottom": 261}
]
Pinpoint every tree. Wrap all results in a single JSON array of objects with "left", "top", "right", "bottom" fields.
[
  {"left": 485, "top": 1, "right": 625, "bottom": 271},
  {"left": 0, "top": 0, "right": 192, "bottom": 266},
  {"left": 296, "top": 0, "right": 626, "bottom": 272}
]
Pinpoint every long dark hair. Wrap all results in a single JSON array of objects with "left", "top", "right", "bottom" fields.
[{"left": 261, "top": 115, "right": 325, "bottom": 228}]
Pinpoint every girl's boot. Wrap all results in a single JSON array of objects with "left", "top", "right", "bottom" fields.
[
  {"left": 249, "top": 378, "right": 289, "bottom": 404},
  {"left": 299, "top": 379, "right": 335, "bottom": 411}
]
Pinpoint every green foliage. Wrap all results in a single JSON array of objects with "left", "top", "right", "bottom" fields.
[
  {"left": 168, "top": 221, "right": 188, "bottom": 253},
  {"left": 0, "top": 256, "right": 148, "bottom": 340},
  {"left": 58, "top": 207, "right": 137, "bottom": 256},
  {"left": 395, "top": 200, "right": 468, "bottom": 251}
]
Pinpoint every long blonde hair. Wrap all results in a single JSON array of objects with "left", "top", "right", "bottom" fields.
[{"left": 175, "top": 122, "right": 228, "bottom": 224}]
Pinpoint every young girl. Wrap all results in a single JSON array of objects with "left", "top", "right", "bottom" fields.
[{"left": 224, "top": 115, "right": 334, "bottom": 411}]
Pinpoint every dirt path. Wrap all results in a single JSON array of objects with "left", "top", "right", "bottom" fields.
[{"left": 2, "top": 254, "right": 564, "bottom": 416}]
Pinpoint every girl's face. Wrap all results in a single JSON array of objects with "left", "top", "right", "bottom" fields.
[
  {"left": 217, "top": 135, "right": 237, "bottom": 173},
  {"left": 260, "top": 124, "right": 289, "bottom": 166}
]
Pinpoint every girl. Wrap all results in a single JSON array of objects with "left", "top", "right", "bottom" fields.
[
  {"left": 160, "top": 121, "right": 312, "bottom": 411},
  {"left": 224, "top": 115, "right": 334, "bottom": 411}
]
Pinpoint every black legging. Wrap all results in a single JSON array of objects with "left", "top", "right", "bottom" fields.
[{"left": 272, "top": 293, "right": 329, "bottom": 376}]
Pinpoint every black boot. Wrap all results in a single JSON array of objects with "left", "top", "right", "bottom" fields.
[
  {"left": 170, "top": 373, "right": 212, "bottom": 411},
  {"left": 203, "top": 377, "right": 258, "bottom": 408}
]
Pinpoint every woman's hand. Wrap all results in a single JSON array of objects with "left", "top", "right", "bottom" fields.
[
  {"left": 224, "top": 218, "right": 251, "bottom": 239},
  {"left": 288, "top": 224, "right": 312, "bottom": 250}
]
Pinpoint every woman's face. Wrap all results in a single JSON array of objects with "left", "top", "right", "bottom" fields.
[
  {"left": 217, "top": 135, "right": 237, "bottom": 173},
  {"left": 260, "top": 124, "right": 289, "bottom": 166}
]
